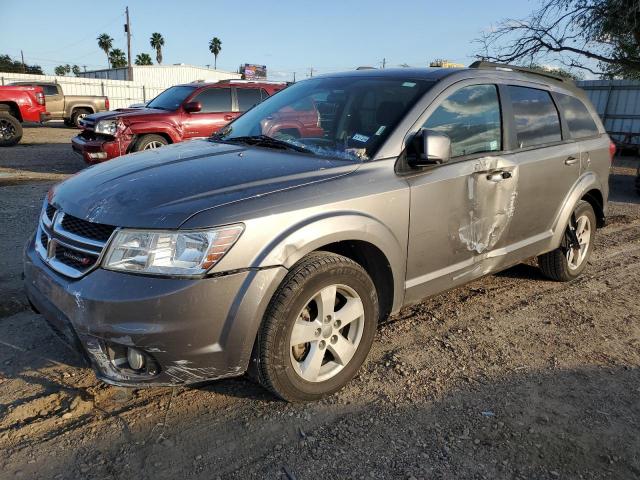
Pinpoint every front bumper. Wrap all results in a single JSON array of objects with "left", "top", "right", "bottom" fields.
[
  {"left": 24, "top": 235, "right": 286, "bottom": 387},
  {"left": 71, "top": 133, "right": 128, "bottom": 164}
]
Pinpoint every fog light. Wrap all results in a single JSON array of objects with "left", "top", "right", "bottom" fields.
[
  {"left": 87, "top": 152, "right": 107, "bottom": 160},
  {"left": 127, "top": 347, "right": 145, "bottom": 370}
]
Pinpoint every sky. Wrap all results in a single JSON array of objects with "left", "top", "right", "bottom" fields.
[{"left": 1, "top": 0, "right": 536, "bottom": 80}]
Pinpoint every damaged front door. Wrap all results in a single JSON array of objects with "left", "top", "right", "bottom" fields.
[{"left": 403, "top": 83, "right": 520, "bottom": 304}]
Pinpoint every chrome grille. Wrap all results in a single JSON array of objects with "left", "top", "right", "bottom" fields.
[
  {"left": 36, "top": 203, "right": 117, "bottom": 279},
  {"left": 60, "top": 215, "right": 115, "bottom": 242}
]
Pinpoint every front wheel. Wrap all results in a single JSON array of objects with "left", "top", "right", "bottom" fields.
[
  {"left": 254, "top": 252, "right": 379, "bottom": 402},
  {"left": 0, "top": 113, "right": 23, "bottom": 147},
  {"left": 537, "top": 200, "right": 596, "bottom": 281},
  {"left": 132, "top": 134, "right": 168, "bottom": 152}
]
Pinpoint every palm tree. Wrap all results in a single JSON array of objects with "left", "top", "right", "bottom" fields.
[
  {"left": 150, "top": 33, "right": 165, "bottom": 64},
  {"left": 97, "top": 33, "right": 113, "bottom": 68},
  {"left": 208, "top": 37, "right": 222, "bottom": 69},
  {"left": 135, "top": 53, "right": 153, "bottom": 66},
  {"left": 109, "top": 49, "right": 127, "bottom": 68}
]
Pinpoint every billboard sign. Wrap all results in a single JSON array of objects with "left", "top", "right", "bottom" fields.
[{"left": 241, "top": 64, "right": 267, "bottom": 79}]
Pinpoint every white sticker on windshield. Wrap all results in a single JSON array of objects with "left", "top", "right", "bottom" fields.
[
  {"left": 402, "top": 82, "right": 416, "bottom": 87},
  {"left": 352, "top": 133, "right": 369, "bottom": 143},
  {"left": 489, "top": 140, "right": 498, "bottom": 150},
  {"left": 375, "top": 126, "right": 386, "bottom": 136}
]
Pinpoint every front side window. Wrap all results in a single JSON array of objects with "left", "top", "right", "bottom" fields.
[
  {"left": 193, "top": 88, "right": 232, "bottom": 113},
  {"left": 508, "top": 86, "right": 562, "bottom": 148},
  {"left": 213, "top": 77, "right": 434, "bottom": 161},
  {"left": 147, "top": 86, "right": 196, "bottom": 111},
  {"left": 556, "top": 93, "right": 599, "bottom": 139},
  {"left": 423, "top": 84, "right": 502, "bottom": 158},
  {"left": 236, "top": 88, "right": 262, "bottom": 112}
]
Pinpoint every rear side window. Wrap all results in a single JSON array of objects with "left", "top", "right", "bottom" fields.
[
  {"left": 556, "top": 93, "right": 599, "bottom": 139},
  {"left": 236, "top": 88, "right": 262, "bottom": 112},
  {"left": 508, "top": 86, "right": 561, "bottom": 148},
  {"left": 41, "top": 85, "right": 58, "bottom": 96},
  {"left": 193, "top": 88, "right": 231, "bottom": 113},
  {"left": 423, "top": 84, "right": 502, "bottom": 158}
]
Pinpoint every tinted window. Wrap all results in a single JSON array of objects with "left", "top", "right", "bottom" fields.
[
  {"left": 508, "top": 86, "right": 561, "bottom": 148},
  {"left": 237, "top": 88, "right": 262, "bottom": 112},
  {"left": 147, "top": 86, "right": 197, "bottom": 111},
  {"left": 423, "top": 84, "right": 501, "bottom": 158},
  {"left": 556, "top": 93, "right": 599, "bottom": 139},
  {"left": 41, "top": 85, "right": 59, "bottom": 96},
  {"left": 193, "top": 88, "right": 231, "bottom": 113}
]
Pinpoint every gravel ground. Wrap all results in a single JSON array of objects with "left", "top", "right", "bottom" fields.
[{"left": 0, "top": 126, "right": 639, "bottom": 480}]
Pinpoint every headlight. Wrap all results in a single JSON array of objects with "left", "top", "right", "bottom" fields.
[
  {"left": 102, "top": 225, "right": 244, "bottom": 276},
  {"left": 95, "top": 119, "right": 118, "bottom": 135}
]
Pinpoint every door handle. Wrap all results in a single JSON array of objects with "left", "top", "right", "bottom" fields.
[
  {"left": 224, "top": 114, "right": 234, "bottom": 121},
  {"left": 564, "top": 156, "right": 579, "bottom": 165},
  {"left": 486, "top": 170, "right": 512, "bottom": 182}
]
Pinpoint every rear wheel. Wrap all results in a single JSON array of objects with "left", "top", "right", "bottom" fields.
[
  {"left": 132, "top": 134, "right": 168, "bottom": 152},
  {"left": 0, "top": 113, "right": 23, "bottom": 147},
  {"left": 71, "top": 109, "right": 91, "bottom": 128},
  {"left": 538, "top": 200, "right": 596, "bottom": 281},
  {"left": 254, "top": 252, "right": 378, "bottom": 402}
]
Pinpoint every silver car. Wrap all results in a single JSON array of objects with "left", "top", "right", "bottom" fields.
[{"left": 24, "top": 63, "right": 612, "bottom": 401}]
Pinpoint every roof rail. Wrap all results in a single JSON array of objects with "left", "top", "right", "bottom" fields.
[
  {"left": 469, "top": 61, "right": 572, "bottom": 83},
  {"left": 217, "top": 79, "right": 287, "bottom": 84}
]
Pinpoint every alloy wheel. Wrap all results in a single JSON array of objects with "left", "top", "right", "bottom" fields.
[
  {"left": 567, "top": 214, "right": 591, "bottom": 270},
  {"left": 143, "top": 141, "right": 165, "bottom": 149},
  {"left": 0, "top": 118, "right": 16, "bottom": 140},
  {"left": 289, "top": 284, "right": 365, "bottom": 383}
]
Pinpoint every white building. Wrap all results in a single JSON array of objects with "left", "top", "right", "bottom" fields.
[
  {"left": 1, "top": 64, "right": 242, "bottom": 109},
  {"left": 78, "top": 64, "right": 240, "bottom": 88}
]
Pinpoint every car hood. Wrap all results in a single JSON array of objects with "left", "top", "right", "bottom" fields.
[
  {"left": 86, "top": 108, "right": 169, "bottom": 123},
  {"left": 50, "top": 140, "right": 360, "bottom": 229}
]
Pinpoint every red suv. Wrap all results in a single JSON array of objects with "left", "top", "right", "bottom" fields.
[{"left": 71, "top": 80, "right": 287, "bottom": 163}]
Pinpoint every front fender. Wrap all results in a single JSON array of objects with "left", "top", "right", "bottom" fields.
[
  {"left": 253, "top": 211, "right": 406, "bottom": 312},
  {"left": 126, "top": 121, "right": 182, "bottom": 143},
  {"left": 550, "top": 171, "right": 604, "bottom": 247}
]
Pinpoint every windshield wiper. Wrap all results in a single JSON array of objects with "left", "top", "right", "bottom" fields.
[{"left": 223, "top": 135, "right": 315, "bottom": 155}]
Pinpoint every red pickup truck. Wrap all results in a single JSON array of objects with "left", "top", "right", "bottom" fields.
[
  {"left": 72, "top": 80, "right": 292, "bottom": 163},
  {"left": 0, "top": 85, "right": 49, "bottom": 146}
]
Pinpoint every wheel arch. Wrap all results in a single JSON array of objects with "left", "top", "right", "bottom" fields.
[
  {"left": 0, "top": 102, "right": 21, "bottom": 122},
  {"left": 126, "top": 122, "right": 180, "bottom": 144},
  {"left": 250, "top": 212, "right": 406, "bottom": 316},
  {"left": 550, "top": 172, "right": 606, "bottom": 247}
]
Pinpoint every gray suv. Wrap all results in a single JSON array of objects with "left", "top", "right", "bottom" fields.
[{"left": 24, "top": 63, "right": 612, "bottom": 401}]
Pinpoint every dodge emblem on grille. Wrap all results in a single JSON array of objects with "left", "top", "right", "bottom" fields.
[{"left": 63, "top": 250, "right": 91, "bottom": 265}]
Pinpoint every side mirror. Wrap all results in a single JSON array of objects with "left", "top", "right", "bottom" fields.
[
  {"left": 183, "top": 101, "right": 202, "bottom": 113},
  {"left": 407, "top": 129, "right": 451, "bottom": 167}
]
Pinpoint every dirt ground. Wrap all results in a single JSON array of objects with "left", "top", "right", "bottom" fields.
[{"left": 0, "top": 125, "right": 639, "bottom": 480}]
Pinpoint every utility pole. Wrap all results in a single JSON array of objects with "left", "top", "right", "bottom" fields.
[
  {"left": 382, "top": 57, "right": 386, "bottom": 69},
  {"left": 309, "top": 67, "right": 315, "bottom": 77},
  {"left": 20, "top": 50, "right": 26, "bottom": 73},
  {"left": 293, "top": 72, "right": 296, "bottom": 83},
  {"left": 125, "top": 6, "right": 133, "bottom": 81},
  {"left": 82, "top": 65, "right": 87, "bottom": 72}
]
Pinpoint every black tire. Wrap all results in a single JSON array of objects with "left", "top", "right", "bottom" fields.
[
  {"left": 63, "top": 118, "right": 74, "bottom": 127},
  {"left": 537, "top": 200, "right": 596, "bottom": 281},
  {"left": 71, "top": 109, "right": 91, "bottom": 128},
  {"left": 131, "top": 134, "right": 168, "bottom": 152},
  {"left": 253, "top": 252, "right": 379, "bottom": 402},
  {"left": 0, "top": 113, "right": 23, "bottom": 147}
]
